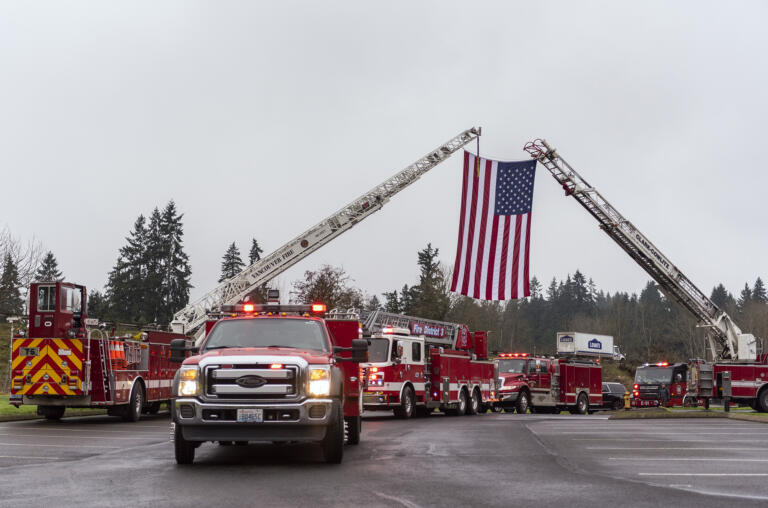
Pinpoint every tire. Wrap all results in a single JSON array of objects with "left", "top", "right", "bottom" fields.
[
  {"left": 394, "top": 386, "right": 415, "bottom": 419},
  {"left": 516, "top": 391, "right": 530, "bottom": 414},
  {"left": 757, "top": 389, "right": 768, "bottom": 413},
  {"left": 467, "top": 389, "right": 480, "bottom": 415},
  {"left": 39, "top": 405, "right": 65, "bottom": 421},
  {"left": 345, "top": 416, "right": 361, "bottom": 445},
  {"left": 122, "top": 382, "right": 144, "bottom": 422},
  {"left": 321, "top": 402, "right": 344, "bottom": 464},
  {"left": 575, "top": 393, "right": 589, "bottom": 415},
  {"left": 174, "top": 424, "right": 195, "bottom": 465}
]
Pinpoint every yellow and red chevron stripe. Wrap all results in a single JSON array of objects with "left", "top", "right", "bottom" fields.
[{"left": 11, "top": 338, "right": 84, "bottom": 396}]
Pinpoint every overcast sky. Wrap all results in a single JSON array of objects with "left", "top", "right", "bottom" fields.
[{"left": 2, "top": 1, "right": 766, "bottom": 307}]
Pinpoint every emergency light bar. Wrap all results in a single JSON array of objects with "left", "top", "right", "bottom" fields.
[
  {"left": 498, "top": 352, "right": 529, "bottom": 358},
  {"left": 219, "top": 303, "right": 327, "bottom": 315}
]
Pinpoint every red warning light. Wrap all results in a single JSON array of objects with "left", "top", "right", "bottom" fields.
[
  {"left": 311, "top": 303, "right": 326, "bottom": 313},
  {"left": 243, "top": 303, "right": 255, "bottom": 313}
]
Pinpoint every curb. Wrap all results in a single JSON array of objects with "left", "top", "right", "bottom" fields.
[{"left": 609, "top": 410, "right": 768, "bottom": 423}]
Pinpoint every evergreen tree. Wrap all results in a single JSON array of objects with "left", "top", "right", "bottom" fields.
[
  {"left": 249, "top": 239, "right": 263, "bottom": 265},
  {"left": 219, "top": 242, "right": 245, "bottom": 282},
  {"left": 87, "top": 290, "right": 108, "bottom": 319},
  {"left": 382, "top": 290, "right": 400, "bottom": 313},
  {"left": 410, "top": 243, "right": 450, "bottom": 320},
  {"left": 529, "top": 276, "right": 542, "bottom": 299},
  {"left": 710, "top": 284, "right": 734, "bottom": 309},
  {"left": 365, "top": 295, "right": 382, "bottom": 311},
  {"left": 0, "top": 253, "right": 23, "bottom": 315},
  {"left": 737, "top": 283, "right": 753, "bottom": 312},
  {"left": 35, "top": 251, "right": 63, "bottom": 282},
  {"left": 753, "top": 277, "right": 767, "bottom": 304},
  {"left": 158, "top": 201, "right": 192, "bottom": 324},
  {"left": 105, "top": 215, "right": 148, "bottom": 322}
]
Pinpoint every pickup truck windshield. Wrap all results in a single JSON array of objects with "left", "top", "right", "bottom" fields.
[{"left": 204, "top": 318, "right": 329, "bottom": 352}]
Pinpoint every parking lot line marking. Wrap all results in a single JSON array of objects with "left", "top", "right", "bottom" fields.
[
  {"left": 0, "top": 442, "right": 118, "bottom": 449},
  {"left": 609, "top": 457, "right": 768, "bottom": 462},
  {"left": 552, "top": 432, "right": 742, "bottom": 436},
  {"left": 588, "top": 447, "right": 768, "bottom": 451},
  {"left": 575, "top": 438, "right": 768, "bottom": 442},
  {"left": 639, "top": 473, "right": 768, "bottom": 477},
  {"left": 0, "top": 432, "right": 157, "bottom": 440},
  {"left": 0, "top": 455, "right": 61, "bottom": 460}
]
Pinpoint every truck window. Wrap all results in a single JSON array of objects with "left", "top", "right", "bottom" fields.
[
  {"left": 634, "top": 367, "right": 673, "bottom": 384},
  {"left": 203, "top": 318, "right": 330, "bottom": 352},
  {"left": 412, "top": 342, "right": 422, "bottom": 362},
  {"left": 497, "top": 359, "right": 526, "bottom": 373},
  {"left": 37, "top": 286, "right": 56, "bottom": 312},
  {"left": 367, "top": 338, "right": 390, "bottom": 363},
  {"left": 60, "top": 287, "right": 74, "bottom": 313}
]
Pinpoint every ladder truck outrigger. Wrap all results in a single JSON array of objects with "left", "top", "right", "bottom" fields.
[
  {"left": 329, "top": 308, "right": 494, "bottom": 418},
  {"left": 524, "top": 139, "right": 766, "bottom": 412},
  {"left": 166, "top": 128, "right": 481, "bottom": 463}
]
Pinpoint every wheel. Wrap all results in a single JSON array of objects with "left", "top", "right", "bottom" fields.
[
  {"left": 575, "top": 393, "right": 589, "bottom": 415},
  {"left": 467, "top": 389, "right": 480, "bottom": 415},
  {"left": 394, "top": 386, "right": 415, "bottom": 419},
  {"left": 516, "top": 391, "right": 530, "bottom": 414},
  {"left": 613, "top": 399, "right": 624, "bottom": 411},
  {"left": 144, "top": 401, "right": 161, "bottom": 415},
  {"left": 321, "top": 402, "right": 344, "bottom": 464},
  {"left": 345, "top": 416, "right": 361, "bottom": 445},
  {"left": 757, "top": 389, "right": 768, "bottom": 413},
  {"left": 39, "top": 405, "right": 65, "bottom": 420},
  {"left": 122, "top": 382, "right": 144, "bottom": 422},
  {"left": 174, "top": 423, "right": 196, "bottom": 465}
]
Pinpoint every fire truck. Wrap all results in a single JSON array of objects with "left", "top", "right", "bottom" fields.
[
  {"left": 631, "top": 362, "right": 691, "bottom": 408},
  {"left": 525, "top": 139, "right": 767, "bottom": 412},
  {"left": 168, "top": 296, "right": 367, "bottom": 464},
  {"left": 494, "top": 351, "right": 602, "bottom": 414},
  {"left": 9, "top": 281, "right": 185, "bottom": 421},
  {"left": 349, "top": 309, "right": 494, "bottom": 417}
]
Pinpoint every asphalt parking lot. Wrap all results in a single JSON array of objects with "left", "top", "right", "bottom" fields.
[{"left": 527, "top": 417, "right": 768, "bottom": 500}]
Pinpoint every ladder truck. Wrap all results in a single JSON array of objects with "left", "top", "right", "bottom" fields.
[
  {"left": 169, "top": 127, "right": 481, "bottom": 340},
  {"left": 524, "top": 139, "right": 766, "bottom": 412},
  {"left": 333, "top": 308, "right": 494, "bottom": 417}
]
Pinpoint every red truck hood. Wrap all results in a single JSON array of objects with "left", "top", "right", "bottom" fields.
[
  {"left": 184, "top": 347, "right": 330, "bottom": 365},
  {"left": 501, "top": 373, "right": 525, "bottom": 381}
]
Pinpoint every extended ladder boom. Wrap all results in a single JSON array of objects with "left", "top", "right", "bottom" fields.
[
  {"left": 524, "top": 139, "right": 749, "bottom": 361},
  {"left": 171, "top": 127, "right": 481, "bottom": 336}
]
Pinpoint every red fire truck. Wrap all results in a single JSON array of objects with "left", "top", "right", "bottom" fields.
[
  {"left": 169, "top": 296, "right": 367, "bottom": 464},
  {"left": 9, "top": 281, "right": 186, "bottom": 421},
  {"left": 494, "top": 352, "right": 602, "bottom": 414},
  {"left": 353, "top": 310, "right": 495, "bottom": 418},
  {"left": 631, "top": 362, "right": 692, "bottom": 408}
]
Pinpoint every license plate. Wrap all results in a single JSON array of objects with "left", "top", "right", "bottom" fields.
[
  {"left": 20, "top": 347, "right": 39, "bottom": 356},
  {"left": 236, "top": 409, "right": 263, "bottom": 423}
]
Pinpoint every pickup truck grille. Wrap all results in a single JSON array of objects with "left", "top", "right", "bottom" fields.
[{"left": 205, "top": 364, "right": 300, "bottom": 400}]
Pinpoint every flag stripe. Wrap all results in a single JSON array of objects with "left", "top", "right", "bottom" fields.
[
  {"left": 510, "top": 215, "right": 522, "bottom": 298},
  {"left": 524, "top": 213, "right": 532, "bottom": 296},
  {"left": 460, "top": 154, "right": 479, "bottom": 295},
  {"left": 498, "top": 216, "right": 511, "bottom": 300},
  {"left": 451, "top": 151, "right": 470, "bottom": 291},
  {"left": 485, "top": 214, "right": 500, "bottom": 300},
  {"left": 473, "top": 160, "right": 493, "bottom": 299}
]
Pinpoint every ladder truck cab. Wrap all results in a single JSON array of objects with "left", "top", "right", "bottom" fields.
[
  {"left": 631, "top": 362, "right": 690, "bottom": 408},
  {"left": 9, "top": 281, "right": 185, "bottom": 421},
  {"left": 168, "top": 293, "right": 368, "bottom": 465},
  {"left": 525, "top": 139, "right": 768, "bottom": 413},
  {"left": 493, "top": 352, "right": 602, "bottom": 415},
  {"left": 356, "top": 310, "right": 495, "bottom": 418}
]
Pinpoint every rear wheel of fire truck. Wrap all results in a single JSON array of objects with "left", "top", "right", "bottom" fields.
[
  {"left": 321, "top": 402, "right": 344, "bottom": 464},
  {"left": 174, "top": 424, "right": 196, "bottom": 465},
  {"left": 515, "top": 391, "right": 530, "bottom": 414},
  {"left": 345, "top": 416, "right": 361, "bottom": 445},
  {"left": 448, "top": 389, "right": 468, "bottom": 416},
  {"left": 757, "top": 388, "right": 768, "bottom": 413},
  {"left": 574, "top": 393, "right": 589, "bottom": 415},
  {"left": 122, "top": 383, "right": 145, "bottom": 422},
  {"left": 39, "top": 405, "right": 65, "bottom": 421},
  {"left": 394, "top": 386, "right": 415, "bottom": 419},
  {"left": 467, "top": 389, "right": 480, "bottom": 415}
]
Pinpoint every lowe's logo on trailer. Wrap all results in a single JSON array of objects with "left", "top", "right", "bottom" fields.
[
  {"left": 560, "top": 335, "right": 574, "bottom": 343},
  {"left": 588, "top": 339, "right": 602, "bottom": 350}
]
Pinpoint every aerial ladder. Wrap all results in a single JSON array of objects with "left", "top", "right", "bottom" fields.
[
  {"left": 524, "top": 139, "right": 758, "bottom": 363},
  {"left": 171, "top": 127, "right": 481, "bottom": 339}
]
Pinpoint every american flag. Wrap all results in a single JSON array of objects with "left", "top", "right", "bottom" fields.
[{"left": 450, "top": 151, "right": 537, "bottom": 300}]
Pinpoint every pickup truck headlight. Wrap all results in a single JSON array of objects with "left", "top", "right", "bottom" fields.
[
  {"left": 308, "top": 367, "right": 330, "bottom": 397},
  {"left": 178, "top": 367, "right": 200, "bottom": 397}
]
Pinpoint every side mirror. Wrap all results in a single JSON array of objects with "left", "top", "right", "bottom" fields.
[
  {"left": 350, "top": 339, "right": 368, "bottom": 363},
  {"left": 170, "top": 338, "right": 195, "bottom": 363}
]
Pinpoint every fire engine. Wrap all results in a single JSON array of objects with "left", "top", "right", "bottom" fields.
[
  {"left": 494, "top": 351, "right": 602, "bottom": 414},
  {"left": 9, "top": 281, "right": 185, "bottom": 421},
  {"left": 525, "top": 139, "right": 767, "bottom": 412},
  {"left": 169, "top": 295, "right": 367, "bottom": 464},
  {"left": 631, "top": 362, "right": 692, "bottom": 408},
  {"left": 348, "top": 309, "right": 494, "bottom": 417}
]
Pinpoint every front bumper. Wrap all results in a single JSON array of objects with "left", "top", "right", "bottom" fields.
[
  {"left": 497, "top": 391, "right": 519, "bottom": 408},
  {"left": 173, "top": 397, "right": 335, "bottom": 442}
]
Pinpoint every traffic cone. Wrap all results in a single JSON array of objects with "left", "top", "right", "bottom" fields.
[{"left": 118, "top": 342, "right": 126, "bottom": 369}]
